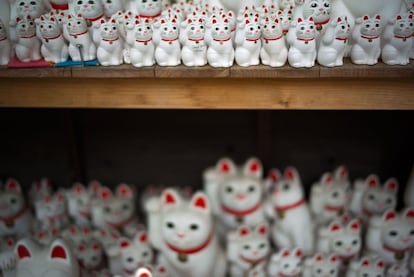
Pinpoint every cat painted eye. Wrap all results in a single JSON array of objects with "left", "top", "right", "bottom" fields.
[
  {"left": 40, "top": 25, "right": 44, "bottom": 29},
  {"left": 77, "top": 0, "right": 83, "bottom": 4},
  {"left": 311, "top": 3, "right": 317, "bottom": 7},
  {"left": 30, "top": 1, "right": 36, "bottom": 4},
  {"left": 335, "top": 241, "right": 342, "bottom": 246},
  {"left": 330, "top": 269, "right": 335, "bottom": 274},
  {"left": 127, "top": 257, "right": 134, "bottom": 263},
  {"left": 104, "top": 206, "right": 111, "bottom": 213},
  {"left": 166, "top": 222, "right": 174, "bottom": 229},
  {"left": 88, "top": 0, "right": 95, "bottom": 4},
  {"left": 142, "top": 251, "right": 148, "bottom": 257},
  {"left": 226, "top": 187, "right": 233, "bottom": 193},
  {"left": 332, "top": 191, "right": 339, "bottom": 198},
  {"left": 368, "top": 194, "right": 375, "bottom": 200},
  {"left": 389, "top": 230, "right": 398, "bottom": 236},
  {"left": 282, "top": 184, "right": 290, "bottom": 190},
  {"left": 248, "top": 186, "right": 255, "bottom": 192},
  {"left": 10, "top": 197, "right": 17, "bottom": 204},
  {"left": 19, "top": 2, "right": 25, "bottom": 6},
  {"left": 352, "top": 240, "right": 358, "bottom": 245},
  {"left": 189, "top": 224, "right": 198, "bottom": 230},
  {"left": 122, "top": 203, "right": 129, "bottom": 210},
  {"left": 316, "top": 268, "right": 322, "bottom": 273},
  {"left": 259, "top": 243, "right": 266, "bottom": 248},
  {"left": 243, "top": 245, "right": 250, "bottom": 250},
  {"left": 283, "top": 264, "right": 289, "bottom": 268},
  {"left": 410, "top": 230, "right": 414, "bottom": 235},
  {"left": 324, "top": 3, "right": 329, "bottom": 7}
]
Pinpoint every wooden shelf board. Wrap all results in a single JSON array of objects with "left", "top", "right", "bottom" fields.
[
  {"left": 230, "top": 64, "right": 320, "bottom": 78},
  {"left": 71, "top": 64, "right": 155, "bottom": 78},
  {"left": 155, "top": 65, "right": 229, "bottom": 78},
  {"left": 0, "top": 66, "right": 71, "bottom": 78}
]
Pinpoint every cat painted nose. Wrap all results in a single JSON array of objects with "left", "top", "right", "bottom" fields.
[
  {"left": 177, "top": 233, "right": 185, "bottom": 239},
  {"left": 237, "top": 194, "right": 246, "bottom": 200}
]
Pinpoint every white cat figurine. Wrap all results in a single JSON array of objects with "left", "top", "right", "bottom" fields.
[
  {"left": 267, "top": 247, "right": 303, "bottom": 277},
  {"left": 14, "top": 238, "right": 79, "bottom": 277},
  {"left": 0, "top": 179, "right": 32, "bottom": 236},
  {"left": 260, "top": 16, "right": 288, "bottom": 67},
  {"left": 145, "top": 188, "right": 227, "bottom": 277},
  {"left": 234, "top": 16, "right": 262, "bottom": 66},
  {"left": 0, "top": 19, "right": 12, "bottom": 65},
  {"left": 66, "top": 182, "right": 99, "bottom": 226},
  {"left": 287, "top": 17, "right": 317, "bottom": 68},
  {"left": 180, "top": 16, "right": 208, "bottom": 66},
  {"left": 14, "top": 16, "right": 42, "bottom": 62},
  {"left": 365, "top": 208, "right": 414, "bottom": 265},
  {"left": 96, "top": 18, "right": 124, "bottom": 65},
  {"left": 227, "top": 223, "right": 270, "bottom": 277},
  {"left": 266, "top": 166, "right": 314, "bottom": 255},
  {"left": 64, "top": 13, "right": 97, "bottom": 62},
  {"left": 350, "top": 15, "right": 382, "bottom": 65},
  {"left": 128, "top": 0, "right": 163, "bottom": 20},
  {"left": 35, "top": 15, "right": 69, "bottom": 63},
  {"left": 75, "top": 240, "right": 106, "bottom": 277},
  {"left": 205, "top": 15, "right": 234, "bottom": 67},
  {"left": 302, "top": 253, "right": 340, "bottom": 277},
  {"left": 153, "top": 17, "right": 181, "bottom": 66},
  {"left": 0, "top": 236, "right": 17, "bottom": 277},
  {"left": 317, "top": 16, "right": 351, "bottom": 67},
  {"left": 35, "top": 192, "right": 69, "bottom": 230},
  {"left": 387, "top": 263, "right": 410, "bottom": 277},
  {"left": 346, "top": 256, "right": 385, "bottom": 277},
  {"left": 204, "top": 157, "right": 266, "bottom": 241},
  {"left": 381, "top": 13, "right": 414, "bottom": 65},
  {"left": 301, "top": 0, "right": 331, "bottom": 43}
]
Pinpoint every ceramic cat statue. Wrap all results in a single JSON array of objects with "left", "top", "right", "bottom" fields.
[
  {"left": 387, "top": 263, "right": 410, "bottom": 277},
  {"left": 126, "top": 0, "right": 163, "bottom": 21},
  {"left": 287, "top": 17, "right": 317, "bottom": 68},
  {"left": 0, "top": 179, "right": 33, "bottom": 236},
  {"left": 75, "top": 240, "right": 106, "bottom": 277},
  {"left": 365, "top": 208, "right": 414, "bottom": 265},
  {"left": 278, "top": 7, "right": 293, "bottom": 36},
  {"left": 267, "top": 247, "right": 303, "bottom": 277},
  {"left": 350, "top": 15, "right": 382, "bottom": 65},
  {"left": 0, "top": 19, "right": 12, "bottom": 65},
  {"left": 106, "top": 231, "right": 154, "bottom": 276},
  {"left": 234, "top": 15, "right": 262, "bottom": 66},
  {"left": 153, "top": 17, "right": 181, "bottom": 66},
  {"left": 33, "top": 227, "right": 60, "bottom": 246},
  {"left": 123, "top": 16, "right": 155, "bottom": 67},
  {"left": 0, "top": 236, "right": 17, "bottom": 277},
  {"left": 265, "top": 166, "right": 314, "bottom": 255},
  {"left": 35, "top": 191, "right": 69, "bottom": 230},
  {"left": 66, "top": 182, "right": 101, "bottom": 226},
  {"left": 317, "top": 16, "right": 351, "bottom": 67},
  {"left": 180, "top": 16, "right": 208, "bottom": 66},
  {"left": 345, "top": 256, "right": 385, "bottom": 277},
  {"left": 300, "top": 0, "right": 332, "bottom": 43},
  {"left": 96, "top": 18, "right": 124, "bottom": 65},
  {"left": 14, "top": 238, "right": 79, "bottom": 277},
  {"left": 310, "top": 166, "right": 351, "bottom": 225},
  {"left": 316, "top": 218, "right": 362, "bottom": 269},
  {"left": 302, "top": 253, "right": 340, "bottom": 277},
  {"left": 35, "top": 15, "right": 69, "bottom": 63},
  {"left": 29, "top": 178, "right": 52, "bottom": 209},
  {"left": 260, "top": 16, "right": 288, "bottom": 67},
  {"left": 349, "top": 175, "right": 398, "bottom": 222},
  {"left": 145, "top": 188, "right": 227, "bottom": 277},
  {"left": 381, "top": 13, "right": 414, "bottom": 65},
  {"left": 63, "top": 13, "right": 97, "bottom": 62},
  {"left": 203, "top": 157, "right": 266, "bottom": 241},
  {"left": 226, "top": 223, "right": 270, "bottom": 277},
  {"left": 205, "top": 15, "right": 234, "bottom": 67},
  {"left": 14, "top": 16, "right": 42, "bottom": 62},
  {"left": 92, "top": 184, "right": 137, "bottom": 234}
]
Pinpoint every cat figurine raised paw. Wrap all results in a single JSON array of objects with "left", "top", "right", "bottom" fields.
[{"left": 234, "top": 16, "right": 262, "bottom": 67}]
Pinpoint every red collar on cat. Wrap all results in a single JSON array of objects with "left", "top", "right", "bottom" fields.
[
  {"left": 246, "top": 37, "right": 260, "bottom": 43},
  {"left": 188, "top": 38, "right": 204, "bottom": 42},
  {"left": 296, "top": 37, "right": 315, "bottom": 42},
  {"left": 274, "top": 199, "right": 305, "bottom": 213},
  {"left": 165, "top": 231, "right": 213, "bottom": 255},
  {"left": 383, "top": 244, "right": 409, "bottom": 255},
  {"left": 105, "top": 214, "right": 135, "bottom": 229},
  {"left": 360, "top": 35, "right": 379, "bottom": 40},
  {"left": 278, "top": 274, "right": 299, "bottom": 277},
  {"left": 161, "top": 37, "right": 179, "bottom": 42},
  {"left": 0, "top": 207, "right": 28, "bottom": 222},
  {"left": 79, "top": 210, "right": 91, "bottom": 219},
  {"left": 102, "top": 37, "right": 120, "bottom": 43},
  {"left": 136, "top": 38, "right": 152, "bottom": 43},
  {"left": 221, "top": 201, "right": 262, "bottom": 217},
  {"left": 263, "top": 34, "right": 284, "bottom": 42},
  {"left": 20, "top": 34, "right": 37, "bottom": 39},
  {"left": 335, "top": 37, "right": 348, "bottom": 41},
  {"left": 239, "top": 255, "right": 267, "bottom": 265},
  {"left": 213, "top": 37, "right": 231, "bottom": 43},
  {"left": 139, "top": 12, "right": 161, "bottom": 19},
  {"left": 324, "top": 204, "right": 344, "bottom": 212},
  {"left": 314, "top": 19, "right": 329, "bottom": 27},
  {"left": 394, "top": 34, "right": 412, "bottom": 40},
  {"left": 0, "top": 36, "right": 7, "bottom": 42},
  {"left": 362, "top": 208, "right": 373, "bottom": 217},
  {"left": 44, "top": 33, "right": 62, "bottom": 41},
  {"left": 50, "top": 2, "right": 69, "bottom": 10},
  {"left": 70, "top": 30, "right": 89, "bottom": 37},
  {"left": 85, "top": 14, "right": 104, "bottom": 23}
]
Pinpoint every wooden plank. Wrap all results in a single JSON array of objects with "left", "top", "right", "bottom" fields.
[
  {"left": 155, "top": 65, "right": 229, "bottom": 78},
  {"left": 0, "top": 78, "right": 413, "bottom": 109},
  {"left": 231, "top": 64, "right": 320, "bottom": 78},
  {"left": 0, "top": 67, "right": 70, "bottom": 78},
  {"left": 71, "top": 64, "right": 155, "bottom": 78}
]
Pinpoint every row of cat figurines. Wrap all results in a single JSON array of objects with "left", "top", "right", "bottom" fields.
[{"left": 0, "top": 0, "right": 413, "bottom": 67}]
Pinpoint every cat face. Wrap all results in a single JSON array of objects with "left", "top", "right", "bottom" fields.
[
  {"left": 0, "top": 179, "right": 25, "bottom": 218},
  {"left": 303, "top": 0, "right": 331, "bottom": 24},
  {"left": 279, "top": 0, "right": 295, "bottom": 10},
  {"left": 76, "top": 240, "right": 103, "bottom": 270},
  {"left": 218, "top": 158, "right": 263, "bottom": 211},
  {"left": 318, "top": 172, "right": 348, "bottom": 209},
  {"left": 41, "top": 193, "right": 66, "bottom": 218},
  {"left": 240, "top": 18, "right": 261, "bottom": 40},
  {"left": 294, "top": 17, "right": 315, "bottom": 39},
  {"left": 66, "top": 14, "right": 88, "bottom": 34},
  {"left": 160, "top": 189, "right": 212, "bottom": 250},
  {"left": 392, "top": 14, "right": 414, "bottom": 37},
  {"left": 274, "top": 248, "right": 303, "bottom": 276},
  {"left": 135, "top": 0, "right": 162, "bottom": 16},
  {"left": 15, "top": 16, "right": 36, "bottom": 37},
  {"left": 15, "top": 0, "right": 44, "bottom": 19},
  {"left": 311, "top": 254, "right": 339, "bottom": 277},
  {"left": 29, "top": 178, "right": 52, "bottom": 204},
  {"left": 362, "top": 176, "right": 397, "bottom": 215},
  {"left": 134, "top": 19, "right": 153, "bottom": 40},
  {"left": 327, "top": 219, "right": 361, "bottom": 258},
  {"left": 356, "top": 258, "right": 385, "bottom": 277},
  {"left": 271, "top": 167, "right": 304, "bottom": 206},
  {"left": 92, "top": 228, "right": 121, "bottom": 252},
  {"left": 333, "top": 16, "right": 351, "bottom": 38},
  {"left": 103, "top": 0, "right": 123, "bottom": 17},
  {"left": 209, "top": 17, "right": 232, "bottom": 40},
  {"left": 185, "top": 17, "right": 205, "bottom": 40},
  {"left": 159, "top": 18, "right": 179, "bottom": 40},
  {"left": 98, "top": 185, "right": 135, "bottom": 227},
  {"left": 118, "top": 232, "right": 153, "bottom": 272},
  {"left": 99, "top": 18, "right": 119, "bottom": 39},
  {"left": 36, "top": 16, "right": 61, "bottom": 38},
  {"left": 278, "top": 8, "right": 293, "bottom": 31},
  {"left": 69, "top": 0, "right": 104, "bottom": 19},
  {"left": 359, "top": 15, "right": 382, "bottom": 36},
  {"left": 380, "top": 209, "right": 414, "bottom": 251},
  {"left": 67, "top": 183, "right": 93, "bottom": 220},
  {"left": 262, "top": 17, "right": 283, "bottom": 38},
  {"left": 235, "top": 224, "right": 270, "bottom": 264}
]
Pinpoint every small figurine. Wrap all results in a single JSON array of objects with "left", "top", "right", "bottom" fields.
[
  {"left": 0, "top": 236, "right": 17, "bottom": 277},
  {"left": 66, "top": 182, "right": 99, "bottom": 226},
  {"left": 180, "top": 16, "right": 208, "bottom": 67},
  {"left": 310, "top": 166, "right": 351, "bottom": 225},
  {"left": 287, "top": 17, "right": 317, "bottom": 68},
  {"left": 260, "top": 16, "right": 288, "bottom": 67},
  {"left": 29, "top": 178, "right": 52, "bottom": 209},
  {"left": 60, "top": 225, "right": 94, "bottom": 248},
  {"left": 14, "top": 16, "right": 42, "bottom": 62},
  {"left": 0, "top": 179, "right": 33, "bottom": 236},
  {"left": 128, "top": 0, "right": 163, "bottom": 21},
  {"left": 365, "top": 208, "right": 414, "bottom": 265},
  {"left": 381, "top": 13, "right": 414, "bottom": 65},
  {"left": 234, "top": 16, "right": 262, "bottom": 67},
  {"left": 203, "top": 157, "right": 266, "bottom": 241},
  {"left": 153, "top": 17, "right": 181, "bottom": 66},
  {"left": 75, "top": 240, "right": 106, "bottom": 277},
  {"left": 33, "top": 227, "right": 60, "bottom": 246},
  {"left": 63, "top": 14, "right": 97, "bottom": 62},
  {"left": 0, "top": 19, "right": 12, "bottom": 66},
  {"left": 278, "top": 8, "right": 293, "bottom": 36},
  {"left": 317, "top": 16, "right": 351, "bottom": 67},
  {"left": 346, "top": 256, "right": 385, "bottom": 277},
  {"left": 35, "top": 192, "right": 69, "bottom": 230},
  {"left": 96, "top": 18, "right": 124, "bottom": 66},
  {"left": 227, "top": 223, "right": 270, "bottom": 277},
  {"left": 386, "top": 263, "right": 410, "bottom": 277},
  {"left": 205, "top": 15, "right": 234, "bottom": 68},
  {"left": 145, "top": 189, "right": 227, "bottom": 277},
  {"left": 350, "top": 15, "right": 382, "bottom": 65},
  {"left": 302, "top": 253, "right": 340, "bottom": 277},
  {"left": 265, "top": 166, "right": 314, "bottom": 255},
  {"left": 35, "top": 15, "right": 69, "bottom": 63},
  {"left": 14, "top": 238, "right": 79, "bottom": 277},
  {"left": 267, "top": 248, "right": 303, "bottom": 277}
]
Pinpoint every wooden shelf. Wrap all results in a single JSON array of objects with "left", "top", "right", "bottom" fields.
[{"left": 0, "top": 60, "right": 413, "bottom": 109}]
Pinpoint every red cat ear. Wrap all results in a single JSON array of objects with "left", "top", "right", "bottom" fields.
[
  {"left": 256, "top": 223, "right": 268, "bottom": 236},
  {"left": 337, "top": 17, "right": 342, "bottom": 22},
  {"left": 5, "top": 178, "right": 21, "bottom": 193},
  {"left": 295, "top": 248, "right": 303, "bottom": 258},
  {"left": 329, "top": 222, "right": 342, "bottom": 233},
  {"left": 348, "top": 219, "right": 360, "bottom": 232},
  {"left": 377, "top": 260, "right": 384, "bottom": 268},
  {"left": 119, "top": 238, "right": 131, "bottom": 248},
  {"left": 277, "top": 9, "right": 282, "bottom": 15},
  {"left": 403, "top": 208, "right": 414, "bottom": 219},
  {"left": 16, "top": 243, "right": 32, "bottom": 260},
  {"left": 366, "top": 174, "right": 379, "bottom": 188},
  {"left": 383, "top": 209, "right": 397, "bottom": 222},
  {"left": 375, "top": 15, "right": 381, "bottom": 20},
  {"left": 284, "top": 166, "right": 298, "bottom": 181},
  {"left": 315, "top": 254, "right": 324, "bottom": 262},
  {"left": 100, "top": 19, "right": 105, "bottom": 24},
  {"left": 308, "top": 17, "right": 314, "bottom": 22},
  {"left": 216, "top": 158, "right": 235, "bottom": 174},
  {"left": 49, "top": 240, "right": 69, "bottom": 262},
  {"left": 321, "top": 172, "right": 333, "bottom": 186},
  {"left": 282, "top": 249, "right": 290, "bottom": 257},
  {"left": 78, "top": 245, "right": 86, "bottom": 252},
  {"left": 268, "top": 169, "right": 281, "bottom": 183},
  {"left": 335, "top": 165, "right": 348, "bottom": 179},
  {"left": 397, "top": 15, "right": 402, "bottom": 20},
  {"left": 330, "top": 255, "right": 338, "bottom": 263},
  {"left": 361, "top": 258, "right": 370, "bottom": 267},
  {"left": 384, "top": 178, "right": 398, "bottom": 193},
  {"left": 99, "top": 187, "right": 113, "bottom": 200},
  {"left": 244, "top": 157, "right": 262, "bottom": 178},
  {"left": 238, "top": 226, "right": 250, "bottom": 237},
  {"left": 191, "top": 192, "right": 209, "bottom": 211},
  {"left": 73, "top": 182, "right": 85, "bottom": 194},
  {"left": 162, "top": 189, "right": 180, "bottom": 206},
  {"left": 138, "top": 231, "right": 148, "bottom": 243},
  {"left": 135, "top": 268, "right": 152, "bottom": 277},
  {"left": 297, "top": 18, "right": 303, "bottom": 23},
  {"left": 363, "top": 15, "right": 369, "bottom": 21},
  {"left": 117, "top": 184, "right": 133, "bottom": 198},
  {"left": 275, "top": 18, "right": 279, "bottom": 24},
  {"left": 88, "top": 180, "right": 102, "bottom": 194},
  {"left": 56, "top": 193, "right": 65, "bottom": 202}
]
